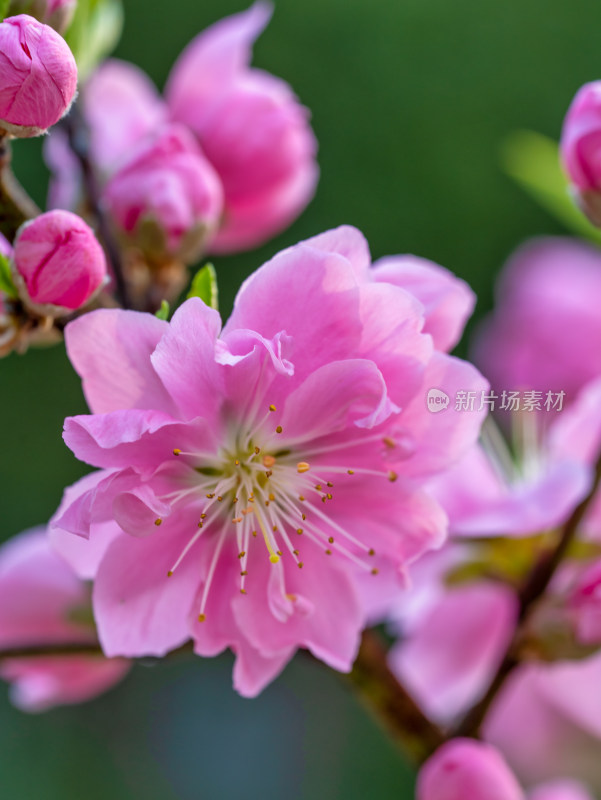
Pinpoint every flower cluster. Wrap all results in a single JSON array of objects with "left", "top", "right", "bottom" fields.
[{"left": 4, "top": 4, "right": 601, "bottom": 800}]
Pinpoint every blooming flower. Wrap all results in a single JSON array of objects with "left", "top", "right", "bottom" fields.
[
  {"left": 51, "top": 226, "right": 486, "bottom": 695},
  {"left": 11, "top": 210, "right": 107, "bottom": 312},
  {"left": 0, "top": 529, "right": 129, "bottom": 712},
  {"left": 0, "top": 15, "right": 77, "bottom": 137}
]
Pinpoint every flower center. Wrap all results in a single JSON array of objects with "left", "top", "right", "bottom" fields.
[{"left": 164, "top": 403, "right": 397, "bottom": 622}]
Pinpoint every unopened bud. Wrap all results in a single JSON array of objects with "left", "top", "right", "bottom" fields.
[
  {"left": 561, "top": 81, "right": 601, "bottom": 226},
  {"left": 0, "top": 15, "right": 77, "bottom": 137},
  {"left": 11, "top": 210, "right": 107, "bottom": 312},
  {"left": 7, "top": 0, "right": 76, "bottom": 34}
]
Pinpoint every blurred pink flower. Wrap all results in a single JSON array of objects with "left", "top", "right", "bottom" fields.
[
  {"left": 528, "top": 781, "right": 596, "bottom": 800},
  {"left": 103, "top": 124, "right": 224, "bottom": 259},
  {"left": 0, "top": 529, "right": 129, "bottom": 712},
  {"left": 561, "top": 82, "right": 601, "bottom": 193},
  {"left": 7, "top": 0, "right": 77, "bottom": 33},
  {"left": 417, "top": 739, "right": 525, "bottom": 800},
  {"left": 50, "top": 226, "right": 486, "bottom": 696},
  {"left": 0, "top": 15, "right": 77, "bottom": 136},
  {"left": 473, "top": 238, "right": 601, "bottom": 408},
  {"left": 166, "top": 2, "right": 318, "bottom": 253},
  {"left": 11, "top": 210, "right": 107, "bottom": 311}
]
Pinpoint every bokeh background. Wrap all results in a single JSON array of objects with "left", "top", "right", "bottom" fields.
[{"left": 1, "top": 0, "right": 599, "bottom": 796}]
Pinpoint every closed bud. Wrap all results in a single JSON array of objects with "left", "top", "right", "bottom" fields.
[
  {"left": 561, "top": 82, "right": 601, "bottom": 227},
  {"left": 0, "top": 15, "right": 77, "bottom": 137},
  {"left": 11, "top": 210, "right": 107, "bottom": 313},
  {"left": 417, "top": 739, "right": 525, "bottom": 800},
  {"left": 103, "top": 124, "right": 223, "bottom": 263},
  {"left": 7, "top": 0, "right": 76, "bottom": 34}
]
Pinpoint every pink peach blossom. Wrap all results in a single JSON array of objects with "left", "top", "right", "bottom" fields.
[
  {"left": 165, "top": 2, "right": 318, "bottom": 253},
  {"left": 561, "top": 82, "right": 601, "bottom": 193},
  {"left": 0, "top": 529, "right": 129, "bottom": 712},
  {"left": 0, "top": 15, "right": 77, "bottom": 136},
  {"left": 11, "top": 210, "right": 107, "bottom": 311},
  {"left": 473, "top": 238, "right": 601, "bottom": 408},
  {"left": 51, "top": 225, "right": 486, "bottom": 696}
]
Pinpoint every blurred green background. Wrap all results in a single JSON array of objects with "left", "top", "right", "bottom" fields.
[{"left": 1, "top": 0, "right": 600, "bottom": 797}]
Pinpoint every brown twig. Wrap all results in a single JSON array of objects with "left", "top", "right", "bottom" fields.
[
  {"left": 453, "top": 451, "right": 601, "bottom": 738},
  {"left": 0, "top": 133, "right": 40, "bottom": 242},
  {"left": 349, "top": 629, "right": 445, "bottom": 764}
]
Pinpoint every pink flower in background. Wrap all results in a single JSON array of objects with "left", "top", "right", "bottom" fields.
[
  {"left": 417, "top": 739, "right": 525, "bottom": 800},
  {"left": 45, "top": 3, "right": 318, "bottom": 255},
  {"left": 11, "top": 210, "right": 107, "bottom": 311},
  {"left": 472, "top": 237, "right": 601, "bottom": 408},
  {"left": 83, "top": 59, "right": 168, "bottom": 174},
  {"left": 51, "top": 225, "right": 486, "bottom": 696},
  {"left": 484, "top": 654, "right": 601, "bottom": 794},
  {"left": 529, "top": 782, "right": 596, "bottom": 800},
  {"left": 0, "top": 529, "right": 129, "bottom": 712},
  {"left": 103, "top": 124, "right": 224, "bottom": 259},
  {"left": 166, "top": 2, "right": 318, "bottom": 253},
  {"left": 0, "top": 15, "right": 77, "bottom": 136},
  {"left": 561, "top": 82, "right": 601, "bottom": 192}
]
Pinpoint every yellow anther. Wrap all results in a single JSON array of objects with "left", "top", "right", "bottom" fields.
[
  {"left": 371, "top": 568, "right": 379, "bottom": 575},
  {"left": 206, "top": 493, "right": 215, "bottom": 499},
  {"left": 269, "top": 404, "right": 277, "bottom": 412},
  {"left": 272, "top": 525, "right": 278, "bottom": 532},
  {"left": 254, "top": 446, "right": 261, "bottom": 454},
  {"left": 154, "top": 518, "right": 162, "bottom": 526},
  {"left": 347, "top": 469, "right": 355, "bottom": 475},
  {"left": 325, "top": 549, "right": 332, "bottom": 555},
  {"left": 326, "top": 482, "right": 334, "bottom": 488},
  {"left": 217, "top": 496, "right": 223, "bottom": 502},
  {"left": 297, "top": 562, "right": 304, "bottom": 569},
  {"left": 238, "top": 551, "right": 246, "bottom": 559},
  {"left": 275, "top": 425, "right": 283, "bottom": 434},
  {"left": 268, "top": 493, "right": 275, "bottom": 501},
  {"left": 383, "top": 437, "right": 396, "bottom": 449},
  {"left": 198, "top": 522, "right": 203, "bottom": 528},
  {"left": 173, "top": 448, "right": 182, "bottom": 456},
  {"left": 200, "top": 513, "right": 207, "bottom": 519},
  {"left": 252, "top": 530, "right": 258, "bottom": 537},
  {"left": 296, "top": 528, "right": 303, "bottom": 535},
  {"left": 277, "top": 550, "right": 282, "bottom": 556},
  {"left": 265, "top": 470, "right": 273, "bottom": 478},
  {"left": 328, "top": 536, "right": 334, "bottom": 543},
  {"left": 297, "top": 462, "right": 310, "bottom": 474},
  {"left": 167, "top": 570, "right": 173, "bottom": 577},
  {"left": 368, "top": 548, "right": 375, "bottom": 556},
  {"left": 198, "top": 613, "right": 207, "bottom": 622},
  {"left": 287, "top": 593, "right": 297, "bottom": 602},
  {"left": 240, "top": 589, "right": 247, "bottom": 595},
  {"left": 388, "top": 471, "right": 398, "bottom": 482},
  {"left": 298, "top": 495, "right": 305, "bottom": 501},
  {"left": 315, "top": 484, "right": 322, "bottom": 491},
  {"left": 302, "top": 513, "right": 306, "bottom": 520},
  {"left": 293, "top": 549, "right": 299, "bottom": 556},
  {"left": 263, "top": 454, "right": 276, "bottom": 468},
  {"left": 326, "top": 493, "right": 333, "bottom": 500},
  {"left": 269, "top": 554, "right": 280, "bottom": 564},
  {"left": 240, "top": 570, "right": 248, "bottom": 576},
  {"left": 234, "top": 459, "right": 240, "bottom": 466}
]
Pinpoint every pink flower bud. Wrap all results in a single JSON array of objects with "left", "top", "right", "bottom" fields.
[
  {"left": 12, "top": 210, "right": 107, "bottom": 311},
  {"left": 417, "top": 740, "right": 525, "bottom": 800},
  {"left": 103, "top": 124, "right": 224, "bottom": 261},
  {"left": 7, "top": 0, "right": 77, "bottom": 34},
  {"left": 569, "top": 560, "right": 601, "bottom": 645},
  {"left": 166, "top": 3, "right": 318, "bottom": 253},
  {"left": 0, "top": 15, "right": 77, "bottom": 136},
  {"left": 561, "top": 82, "right": 601, "bottom": 226}
]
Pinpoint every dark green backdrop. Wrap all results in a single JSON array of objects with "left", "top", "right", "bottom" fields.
[{"left": 1, "top": 0, "right": 599, "bottom": 797}]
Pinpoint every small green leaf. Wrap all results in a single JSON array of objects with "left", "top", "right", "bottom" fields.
[
  {"left": 0, "top": 253, "right": 18, "bottom": 299},
  {"left": 502, "top": 130, "right": 601, "bottom": 246},
  {"left": 65, "top": 0, "right": 123, "bottom": 82},
  {"left": 155, "top": 300, "right": 170, "bottom": 321},
  {"left": 187, "top": 263, "right": 219, "bottom": 310},
  {"left": 0, "top": 0, "right": 11, "bottom": 21}
]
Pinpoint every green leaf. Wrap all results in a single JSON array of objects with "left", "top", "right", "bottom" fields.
[
  {"left": 0, "top": 0, "right": 11, "bottom": 21},
  {"left": 0, "top": 253, "right": 18, "bottom": 299},
  {"left": 187, "top": 263, "right": 219, "bottom": 310},
  {"left": 155, "top": 300, "right": 170, "bottom": 321},
  {"left": 502, "top": 130, "right": 601, "bottom": 246},
  {"left": 65, "top": 0, "right": 123, "bottom": 82}
]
